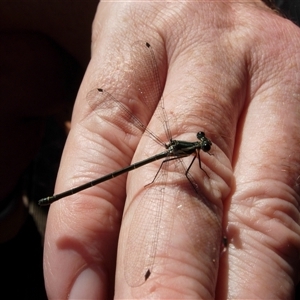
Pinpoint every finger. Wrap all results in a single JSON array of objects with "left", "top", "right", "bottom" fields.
[
  {"left": 43, "top": 9, "right": 168, "bottom": 300},
  {"left": 111, "top": 5, "right": 249, "bottom": 299},
  {"left": 221, "top": 13, "right": 300, "bottom": 299}
]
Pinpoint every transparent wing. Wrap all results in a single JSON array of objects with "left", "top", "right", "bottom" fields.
[
  {"left": 124, "top": 162, "right": 175, "bottom": 287},
  {"left": 124, "top": 152, "right": 218, "bottom": 287},
  {"left": 87, "top": 41, "right": 165, "bottom": 143}
]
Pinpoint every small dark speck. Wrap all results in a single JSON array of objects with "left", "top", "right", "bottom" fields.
[
  {"left": 145, "top": 269, "right": 151, "bottom": 281},
  {"left": 223, "top": 236, "right": 228, "bottom": 248}
]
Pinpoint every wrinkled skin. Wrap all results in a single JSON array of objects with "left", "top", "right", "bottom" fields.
[{"left": 3, "top": 1, "right": 300, "bottom": 299}]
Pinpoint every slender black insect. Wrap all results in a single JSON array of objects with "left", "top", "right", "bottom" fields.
[
  {"left": 38, "top": 127, "right": 211, "bottom": 206},
  {"left": 38, "top": 43, "right": 212, "bottom": 206}
]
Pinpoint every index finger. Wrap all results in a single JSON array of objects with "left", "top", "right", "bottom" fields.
[{"left": 43, "top": 39, "right": 167, "bottom": 300}]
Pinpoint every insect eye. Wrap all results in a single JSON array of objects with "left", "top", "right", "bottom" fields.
[
  {"left": 197, "top": 131, "right": 205, "bottom": 139},
  {"left": 202, "top": 141, "right": 211, "bottom": 152}
]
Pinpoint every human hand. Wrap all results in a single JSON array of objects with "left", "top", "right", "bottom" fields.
[{"left": 43, "top": 1, "right": 300, "bottom": 299}]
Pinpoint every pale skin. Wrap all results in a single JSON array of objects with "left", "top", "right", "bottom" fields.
[{"left": 2, "top": 1, "right": 300, "bottom": 299}]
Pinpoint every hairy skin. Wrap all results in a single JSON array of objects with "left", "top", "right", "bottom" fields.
[{"left": 3, "top": 1, "right": 300, "bottom": 299}]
